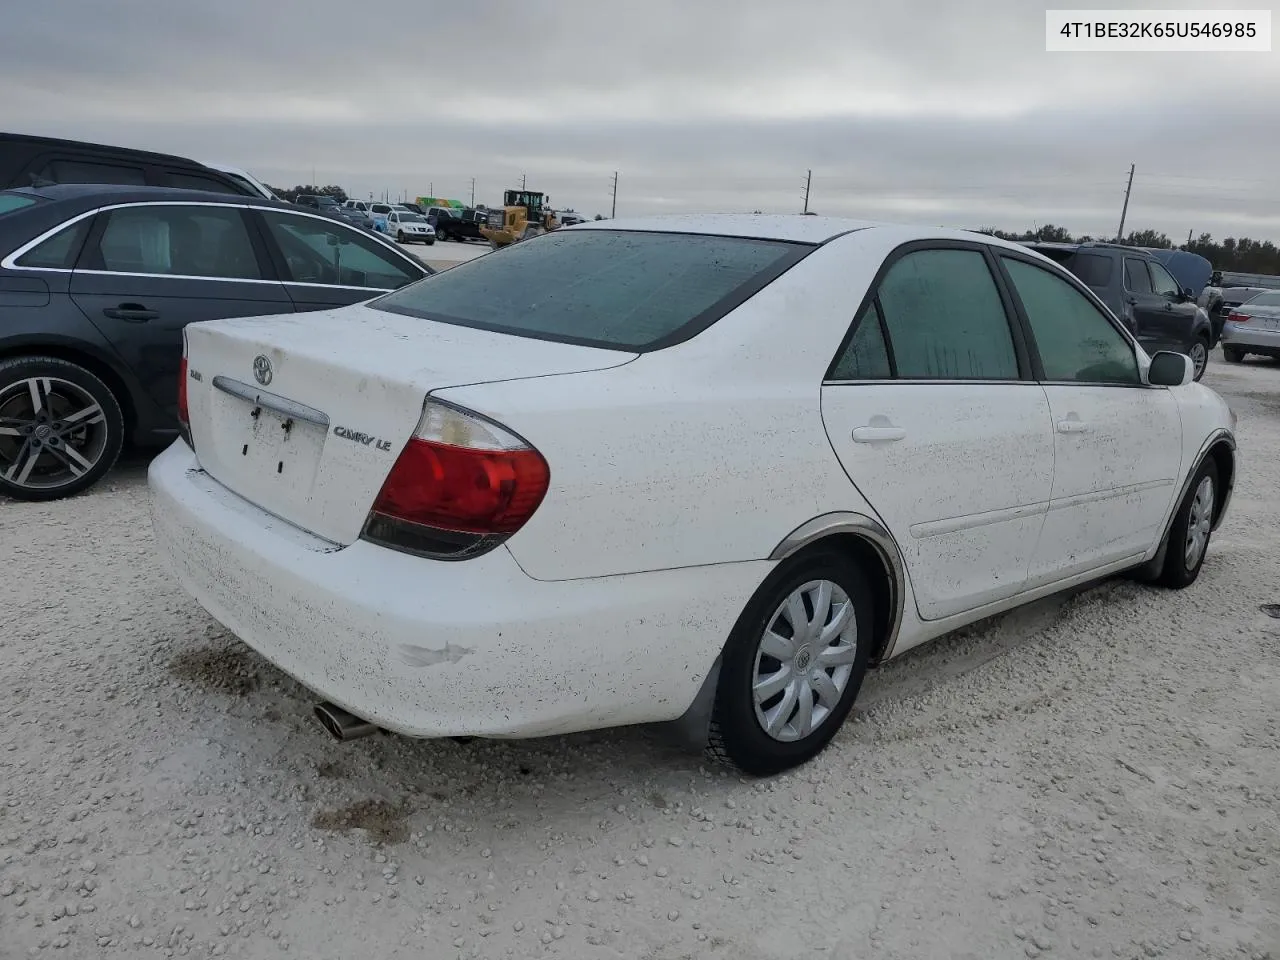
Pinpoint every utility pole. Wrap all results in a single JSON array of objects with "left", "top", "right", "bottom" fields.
[
  {"left": 1186, "top": 228, "right": 1193, "bottom": 248},
  {"left": 470, "top": 178, "right": 476, "bottom": 207},
  {"left": 1115, "top": 163, "right": 1135, "bottom": 242},
  {"left": 802, "top": 169, "right": 811, "bottom": 214},
  {"left": 521, "top": 172, "right": 527, "bottom": 191},
  {"left": 610, "top": 171, "right": 618, "bottom": 219}
]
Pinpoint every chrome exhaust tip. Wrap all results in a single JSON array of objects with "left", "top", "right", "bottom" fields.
[{"left": 313, "top": 702, "right": 379, "bottom": 741}]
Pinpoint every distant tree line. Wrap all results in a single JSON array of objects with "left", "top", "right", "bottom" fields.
[
  {"left": 972, "top": 223, "right": 1280, "bottom": 275},
  {"left": 265, "top": 183, "right": 348, "bottom": 203}
]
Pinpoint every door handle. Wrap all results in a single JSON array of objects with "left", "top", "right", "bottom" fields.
[
  {"left": 852, "top": 426, "right": 906, "bottom": 443},
  {"left": 1056, "top": 418, "right": 1089, "bottom": 434},
  {"left": 103, "top": 304, "right": 159, "bottom": 322}
]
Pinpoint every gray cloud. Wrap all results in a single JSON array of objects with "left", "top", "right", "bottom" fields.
[{"left": 3, "top": 0, "right": 1277, "bottom": 240}]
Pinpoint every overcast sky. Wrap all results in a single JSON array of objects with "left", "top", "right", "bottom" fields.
[{"left": 3, "top": 0, "right": 1277, "bottom": 241}]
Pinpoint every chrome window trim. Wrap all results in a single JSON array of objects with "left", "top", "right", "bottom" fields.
[{"left": 1, "top": 200, "right": 427, "bottom": 280}]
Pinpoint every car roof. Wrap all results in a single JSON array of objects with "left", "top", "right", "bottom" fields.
[
  {"left": 571, "top": 214, "right": 1076, "bottom": 252},
  {"left": 3, "top": 182, "right": 300, "bottom": 211},
  {"left": 0, "top": 131, "right": 209, "bottom": 168}
]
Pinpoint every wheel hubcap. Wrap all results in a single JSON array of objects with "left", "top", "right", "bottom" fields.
[
  {"left": 0, "top": 377, "right": 108, "bottom": 490},
  {"left": 1184, "top": 475, "right": 1215, "bottom": 569},
  {"left": 752, "top": 579, "right": 858, "bottom": 743}
]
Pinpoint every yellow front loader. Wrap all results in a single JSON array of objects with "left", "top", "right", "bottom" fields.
[{"left": 480, "top": 189, "right": 560, "bottom": 249}]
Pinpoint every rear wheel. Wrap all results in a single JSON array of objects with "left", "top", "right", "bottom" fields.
[
  {"left": 1189, "top": 336, "right": 1210, "bottom": 381},
  {"left": 0, "top": 356, "right": 124, "bottom": 502},
  {"left": 1223, "top": 345, "right": 1246, "bottom": 363},
  {"left": 707, "top": 551, "right": 874, "bottom": 776}
]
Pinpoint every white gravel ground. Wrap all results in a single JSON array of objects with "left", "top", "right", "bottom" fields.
[{"left": 2, "top": 352, "right": 1278, "bottom": 960}]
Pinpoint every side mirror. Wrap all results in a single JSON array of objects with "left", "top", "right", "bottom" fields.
[
  {"left": 1147, "top": 351, "right": 1194, "bottom": 387},
  {"left": 1180, "top": 287, "right": 1196, "bottom": 301}
]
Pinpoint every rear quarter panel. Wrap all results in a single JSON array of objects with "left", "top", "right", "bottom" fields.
[{"left": 433, "top": 228, "right": 926, "bottom": 581}]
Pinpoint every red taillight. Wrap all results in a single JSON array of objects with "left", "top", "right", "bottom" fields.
[
  {"left": 177, "top": 356, "right": 189, "bottom": 427},
  {"left": 1228, "top": 311, "right": 1250, "bottom": 324},
  {"left": 362, "top": 399, "right": 550, "bottom": 559}
]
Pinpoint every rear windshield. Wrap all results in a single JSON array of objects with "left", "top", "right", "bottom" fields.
[
  {"left": 1063, "top": 252, "right": 1113, "bottom": 288},
  {"left": 371, "top": 229, "right": 812, "bottom": 351},
  {"left": 0, "top": 193, "right": 40, "bottom": 216},
  {"left": 1246, "top": 291, "right": 1280, "bottom": 307}
]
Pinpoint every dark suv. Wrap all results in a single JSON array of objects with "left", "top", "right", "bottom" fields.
[
  {"left": 1023, "top": 242, "right": 1213, "bottom": 380},
  {"left": 1, "top": 132, "right": 260, "bottom": 197}
]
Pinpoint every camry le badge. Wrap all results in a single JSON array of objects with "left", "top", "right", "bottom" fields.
[{"left": 252, "top": 355, "right": 273, "bottom": 386}]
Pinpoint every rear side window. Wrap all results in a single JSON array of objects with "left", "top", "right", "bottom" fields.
[
  {"left": 829, "top": 302, "right": 892, "bottom": 380},
  {"left": 0, "top": 193, "right": 40, "bottom": 215},
  {"left": 372, "top": 230, "right": 809, "bottom": 351},
  {"left": 15, "top": 219, "right": 92, "bottom": 269},
  {"left": 874, "top": 248, "right": 1019, "bottom": 380},
  {"left": 1064, "top": 252, "right": 1113, "bottom": 288},
  {"left": 36, "top": 159, "right": 146, "bottom": 186},
  {"left": 91, "top": 205, "right": 262, "bottom": 279}
]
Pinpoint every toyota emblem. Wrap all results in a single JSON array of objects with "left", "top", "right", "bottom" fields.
[{"left": 252, "top": 355, "right": 273, "bottom": 386}]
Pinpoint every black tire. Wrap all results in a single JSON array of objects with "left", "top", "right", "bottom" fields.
[
  {"left": 437, "top": 229, "right": 449, "bottom": 242},
  {"left": 1156, "top": 458, "right": 1220, "bottom": 589},
  {"left": 1223, "top": 345, "right": 1246, "bottom": 363},
  {"left": 707, "top": 551, "right": 874, "bottom": 776},
  {"left": 424, "top": 238, "right": 435, "bottom": 246},
  {"left": 0, "top": 356, "right": 124, "bottom": 502},
  {"left": 1190, "top": 336, "right": 1210, "bottom": 381},
  {"left": 396, "top": 230, "right": 406, "bottom": 243}
]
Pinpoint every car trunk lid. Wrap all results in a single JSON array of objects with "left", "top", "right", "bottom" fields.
[{"left": 182, "top": 304, "right": 634, "bottom": 544}]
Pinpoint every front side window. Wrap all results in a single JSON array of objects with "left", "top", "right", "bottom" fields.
[
  {"left": 372, "top": 229, "right": 809, "bottom": 351},
  {"left": 1064, "top": 252, "right": 1113, "bottom": 289},
  {"left": 164, "top": 172, "right": 240, "bottom": 195},
  {"left": 1002, "top": 257, "right": 1139, "bottom": 385},
  {"left": 15, "top": 219, "right": 92, "bottom": 269},
  {"left": 90, "top": 205, "right": 262, "bottom": 279},
  {"left": 1124, "top": 258, "right": 1153, "bottom": 294},
  {"left": 1148, "top": 261, "right": 1180, "bottom": 298},
  {"left": 259, "top": 210, "right": 420, "bottom": 290},
  {"left": 873, "top": 248, "right": 1019, "bottom": 380}
]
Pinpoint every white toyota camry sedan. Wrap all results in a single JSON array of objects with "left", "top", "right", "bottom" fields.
[{"left": 149, "top": 215, "right": 1236, "bottom": 775}]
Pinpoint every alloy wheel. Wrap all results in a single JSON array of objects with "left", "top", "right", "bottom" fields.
[
  {"left": 1184, "top": 475, "right": 1215, "bottom": 569},
  {"left": 1190, "top": 340, "right": 1208, "bottom": 379},
  {"left": 751, "top": 579, "right": 859, "bottom": 742},
  {"left": 0, "top": 377, "right": 110, "bottom": 492}
]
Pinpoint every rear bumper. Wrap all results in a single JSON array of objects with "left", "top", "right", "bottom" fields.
[
  {"left": 148, "top": 441, "right": 766, "bottom": 739},
  {"left": 1221, "top": 322, "right": 1280, "bottom": 354}
]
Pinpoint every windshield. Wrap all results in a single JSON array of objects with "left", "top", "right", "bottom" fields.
[
  {"left": 316, "top": 196, "right": 339, "bottom": 207},
  {"left": 399, "top": 213, "right": 426, "bottom": 222},
  {"left": 372, "top": 229, "right": 813, "bottom": 351},
  {"left": 0, "top": 193, "right": 40, "bottom": 216}
]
